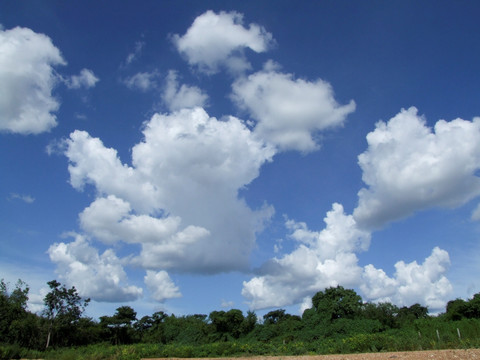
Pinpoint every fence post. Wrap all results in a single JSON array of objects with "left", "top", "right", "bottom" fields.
[
  {"left": 436, "top": 329, "right": 440, "bottom": 342},
  {"left": 457, "top": 328, "right": 461, "bottom": 341}
]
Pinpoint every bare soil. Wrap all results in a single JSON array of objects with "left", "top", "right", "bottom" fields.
[{"left": 143, "top": 349, "right": 480, "bottom": 360}]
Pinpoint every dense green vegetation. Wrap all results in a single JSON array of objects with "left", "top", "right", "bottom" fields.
[{"left": 1, "top": 279, "right": 480, "bottom": 360}]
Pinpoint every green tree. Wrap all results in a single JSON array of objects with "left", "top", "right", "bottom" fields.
[
  {"left": 397, "top": 303, "right": 428, "bottom": 325},
  {"left": 465, "top": 293, "right": 480, "bottom": 318},
  {"left": 140, "top": 311, "right": 168, "bottom": 343},
  {"left": 100, "top": 305, "right": 137, "bottom": 345},
  {"left": 446, "top": 293, "right": 480, "bottom": 320},
  {"left": 209, "top": 309, "right": 245, "bottom": 340},
  {"left": 362, "top": 302, "right": 399, "bottom": 329},
  {"left": 43, "top": 280, "right": 90, "bottom": 349},
  {"left": 446, "top": 298, "right": 468, "bottom": 320},
  {"left": 312, "top": 286, "right": 363, "bottom": 321},
  {"left": 263, "top": 309, "right": 288, "bottom": 325},
  {"left": 158, "top": 313, "right": 209, "bottom": 344},
  {"left": 239, "top": 310, "right": 257, "bottom": 336},
  {"left": 0, "top": 279, "right": 40, "bottom": 348}
]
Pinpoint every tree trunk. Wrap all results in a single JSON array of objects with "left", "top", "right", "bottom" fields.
[{"left": 45, "top": 321, "right": 52, "bottom": 349}]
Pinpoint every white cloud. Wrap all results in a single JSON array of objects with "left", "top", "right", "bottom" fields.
[
  {"left": 79, "top": 195, "right": 183, "bottom": 245},
  {"left": 221, "top": 299, "right": 235, "bottom": 308},
  {"left": 243, "top": 107, "right": 473, "bottom": 312},
  {"left": 162, "top": 70, "right": 208, "bottom": 111},
  {"left": 354, "top": 107, "right": 480, "bottom": 229},
  {"left": 130, "top": 108, "right": 275, "bottom": 272},
  {"left": 8, "top": 193, "right": 35, "bottom": 203},
  {"left": 124, "top": 40, "right": 145, "bottom": 66},
  {"left": 0, "top": 26, "right": 65, "bottom": 134},
  {"left": 361, "top": 247, "right": 452, "bottom": 311},
  {"left": 172, "top": 10, "right": 274, "bottom": 74},
  {"left": 79, "top": 195, "right": 210, "bottom": 271},
  {"left": 64, "top": 68, "right": 99, "bottom": 89},
  {"left": 64, "top": 130, "right": 160, "bottom": 213},
  {"left": 123, "top": 71, "right": 159, "bottom": 92},
  {"left": 242, "top": 203, "right": 370, "bottom": 310},
  {"left": 471, "top": 203, "right": 480, "bottom": 221},
  {"left": 48, "top": 233, "right": 143, "bottom": 302},
  {"left": 231, "top": 65, "right": 356, "bottom": 152},
  {"left": 145, "top": 270, "right": 182, "bottom": 302},
  {"left": 242, "top": 203, "right": 452, "bottom": 312},
  {"left": 64, "top": 107, "right": 275, "bottom": 275}
]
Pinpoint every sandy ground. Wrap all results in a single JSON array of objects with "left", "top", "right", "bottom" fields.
[{"left": 143, "top": 349, "right": 480, "bottom": 360}]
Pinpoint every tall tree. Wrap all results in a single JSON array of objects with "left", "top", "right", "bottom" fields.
[
  {"left": 100, "top": 305, "right": 137, "bottom": 345},
  {"left": 43, "top": 280, "right": 90, "bottom": 349},
  {"left": 312, "top": 286, "right": 363, "bottom": 321}
]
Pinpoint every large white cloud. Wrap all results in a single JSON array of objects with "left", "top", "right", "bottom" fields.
[
  {"left": 131, "top": 107, "right": 276, "bottom": 272},
  {"left": 361, "top": 247, "right": 452, "bottom": 311},
  {"left": 172, "top": 10, "right": 274, "bottom": 74},
  {"left": 231, "top": 63, "right": 356, "bottom": 152},
  {"left": 48, "top": 233, "right": 143, "bottom": 302},
  {"left": 354, "top": 107, "right": 480, "bottom": 229},
  {"left": 242, "top": 203, "right": 370, "bottom": 310},
  {"left": 65, "top": 107, "right": 275, "bottom": 276},
  {"left": 65, "top": 130, "right": 160, "bottom": 213},
  {"left": 242, "top": 203, "right": 452, "bottom": 312},
  {"left": 0, "top": 26, "right": 65, "bottom": 134},
  {"left": 79, "top": 195, "right": 195, "bottom": 245},
  {"left": 242, "top": 107, "right": 472, "bottom": 312}
]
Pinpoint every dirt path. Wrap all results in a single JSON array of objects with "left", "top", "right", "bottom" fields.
[{"left": 143, "top": 349, "right": 480, "bottom": 360}]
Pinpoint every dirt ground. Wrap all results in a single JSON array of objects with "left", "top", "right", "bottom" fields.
[{"left": 143, "top": 349, "right": 480, "bottom": 360}]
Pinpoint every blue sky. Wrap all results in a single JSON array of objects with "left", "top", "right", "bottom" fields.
[{"left": 1, "top": 1, "right": 480, "bottom": 319}]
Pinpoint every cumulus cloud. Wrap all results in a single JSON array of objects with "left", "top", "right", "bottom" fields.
[
  {"left": 161, "top": 70, "right": 208, "bottom": 111},
  {"left": 242, "top": 107, "right": 472, "bottom": 312},
  {"left": 64, "top": 107, "right": 275, "bottom": 276},
  {"left": 145, "top": 270, "right": 182, "bottom": 302},
  {"left": 354, "top": 107, "right": 480, "bottom": 229},
  {"left": 79, "top": 195, "right": 210, "bottom": 270},
  {"left": 64, "top": 68, "right": 99, "bottom": 89},
  {"left": 0, "top": 26, "right": 65, "bottom": 134},
  {"left": 243, "top": 202, "right": 452, "bottom": 312},
  {"left": 172, "top": 10, "right": 274, "bottom": 74},
  {"left": 48, "top": 233, "right": 143, "bottom": 302},
  {"left": 361, "top": 247, "right": 452, "bottom": 311},
  {"left": 64, "top": 130, "right": 160, "bottom": 213},
  {"left": 79, "top": 195, "right": 183, "bottom": 244},
  {"left": 123, "top": 71, "right": 159, "bottom": 92},
  {"left": 231, "top": 64, "right": 356, "bottom": 152},
  {"left": 242, "top": 203, "right": 370, "bottom": 310}
]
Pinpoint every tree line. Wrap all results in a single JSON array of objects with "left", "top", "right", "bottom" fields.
[{"left": 2, "top": 279, "right": 480, "bottom": 358}]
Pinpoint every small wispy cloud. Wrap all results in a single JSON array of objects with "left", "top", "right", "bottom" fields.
[
  {"left": 126, "top": 41, "right": 145, "bottom": 65},
  {"left": 221, "top": 299, "right": 235, "bottom": 308},
  {"left": 123, "top": 71, "right": 160, "bottom": 92},
  {"left": 63, "top": 68, "right": 99, "bottom": 89},
  {"left": 9, "top": 193, "right": 35, "bottom": 203}
]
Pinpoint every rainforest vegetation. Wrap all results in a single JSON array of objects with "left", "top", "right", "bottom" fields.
[{"left": 1, "top": 278, "right": 480, "bottom": 360}]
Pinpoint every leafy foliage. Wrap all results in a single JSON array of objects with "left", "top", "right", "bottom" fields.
[
  {"left": 43, "top": 279, "right": 90, "bottom": 349},
  {"left": 4, "top": 279, "right": 480, "bottom": 359}
]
